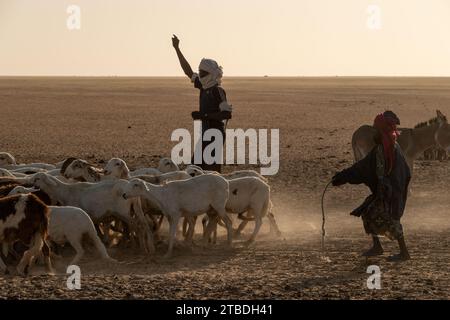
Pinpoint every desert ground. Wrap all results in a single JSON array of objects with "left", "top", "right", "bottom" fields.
[{"left": 0, "top": 77, "right": 449, "bottom": 299}]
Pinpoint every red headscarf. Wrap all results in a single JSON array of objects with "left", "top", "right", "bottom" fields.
[{"left": 373, "top": 112, "right": 400, "bottom": 174}]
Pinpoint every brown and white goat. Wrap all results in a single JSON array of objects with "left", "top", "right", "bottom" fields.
[{"left": 0, "top": 194, "right": 53, "bottom": 275}]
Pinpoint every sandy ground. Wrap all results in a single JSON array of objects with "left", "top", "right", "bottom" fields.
[{"left": 0, "top": 77, "right": 449, "bottom": 299}]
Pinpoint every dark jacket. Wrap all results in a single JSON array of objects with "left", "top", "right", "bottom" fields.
[
  {"left": 193, "top": 78, "right": 231, "bottom": 133},
  {"left": 333, "top": 143, "right": 411, "bottom": 220}
]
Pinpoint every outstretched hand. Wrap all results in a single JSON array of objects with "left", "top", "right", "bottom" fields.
[
  {"left": 331, "top": 172, "right": 345, "bottom": 186},
  {"left": 172, "top": 34, "right": 180, "bottom": 49}
]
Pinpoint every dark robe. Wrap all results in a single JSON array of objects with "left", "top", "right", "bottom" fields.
[
  {"left": 191, "top": 77, "right": 231, "bottom": 173},
  {"left": 333, "top": 143, "right": 411, "bottom": 239}
]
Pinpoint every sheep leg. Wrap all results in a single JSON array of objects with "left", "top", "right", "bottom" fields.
[
  {"left": 222, "top": 215, "right": 233, "bottom": 246},
  {"left": 157, "top": 215, "right": 164, "bottom": 230},
  {"left": 246, "top": 216, "right": 263, "bottom": 245},
  {"left": 212, "top": 219, "right": 217, "bottom": 245},
  {"left": 89, "top": 228, "right": 116, "bottom": 262},
  {"left": 2, "top": 243, "right": 9, "bottom": 257},
  {"left": 41, "top": 240, "right": 55, "bottom": 275},
  {"left": 164, "top": 215, "right": 179, "bottom": 258},
  {"left": 202, "top": 215, "right": 218, "bottom": 245},
  {"left": 68, "top": 236, "right": 85, "bottom": 266},
  {"left": 267, "top": 212, "right": 282, "bottom": 237},
  {"left": 17, "top": 233, "right": 43, "bottom": 276},
  {"left": 96, "top": 220, "right": 113, "bottom": 247},
  {"left": 234, "top": 220, "right": 249, "bottom": 237},
  {"left": 214, "top": 208, "right": 233, "bottom": 246},
  {"left": 182, "top": 217, "right": 189, "bottom": 238},
  {"left": 131, "top": 199, "right": 155, "bottom": 254},
  {"left": 201, "top": 216, "right": 208, "bottom": 241},
  {"left": 184, "top": 217, "right": 197, "bottom": 244},
  {"left": 0, "top": 255, "right": 7, "bottom": 274}
]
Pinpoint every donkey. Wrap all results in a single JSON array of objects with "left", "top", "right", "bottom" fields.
[{"left": 351, "top": 110, "right": 450, "bottom": 175}]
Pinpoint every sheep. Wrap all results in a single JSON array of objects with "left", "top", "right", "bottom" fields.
[
  {"left": 0, "top": 152, "right": 56, "bottom": 170},
  {"left": 1, "top": 183, "right": 25, "bottom": 198},
  {"left": 103, "top": 158, "right": 158, "bottom": 177},
  {"left": 103, "top": 157, "right": 179, "bottom": 178},
  {"left": 185, "top": 166, "right": 206, "bottom": 178},
  {"left": 157, "top": 157, "right": 179, "bottom": 173},
  {"left": 56, "top": 158, "right": 194, "bottom": 242},
  {"left": 103, "top": 158, "right": 131, "bottom": 179},
  {"left": 182, "top": 170, "right": 271, "bottom": 238},
  {"left": 0, "top": 193, "right": 53, "bottom": 275},
  {"left": 122, "top": 174, "right": 231, "bottom": 258},
  {"left": 197, "top": 177, "right": 281, "bottom": 244},
  {"left": 63, "top": 159, "right": 168, "bottom": 238},
  {"left": 0, "top": 168, "right": 14, "bottom": 178},
  {"left": 0, "top": 152, "right": 16, "bottom": 167},
  {"left": 10, "top": 167, "right": 47, "bottom": 175},
  {"left": 65, "top": 158, "right": 156, "bottom": 183},
  {"left": 102, "top": 158, "right": 155, "bottom": 180},
  {"left": 55, "top": 158, "right": 75, "bottom": 169},
  {"left": 0, "top": 176, "right": 30, "bottom": 189},
  {"left": 8, "top": 187, "right": 116, "bottom": 265},
  {"left": 6, "top": 186, "right": 51, "bottom": 204},
  {"left": 28, "top": 173, "right": 155, "bottom": 254},
  {"left": 61, "top": 158, "right": 102, "bottom": 182},
  {"left": 105, "top": 158, "right": 193, "bottom": 184},
  {"left": 103, "top": 159, "right": 204, "bottom": 239}
]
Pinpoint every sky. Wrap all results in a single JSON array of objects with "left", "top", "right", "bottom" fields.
[{"left": 1, "top": 0, "right": 450, "bottom": 76}]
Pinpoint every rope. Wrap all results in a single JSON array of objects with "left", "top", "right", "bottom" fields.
[{"left": 321, "top": 180, "right": 332, "bottom": 258}]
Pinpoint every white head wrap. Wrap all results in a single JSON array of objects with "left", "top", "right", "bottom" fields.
[{"left": 198, "top": 58, "right": 223, "bottom": 89}]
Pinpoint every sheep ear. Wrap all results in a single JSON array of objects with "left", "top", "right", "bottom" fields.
[{"left": 144, "top": 183, "right": 149, "bottom": 192}]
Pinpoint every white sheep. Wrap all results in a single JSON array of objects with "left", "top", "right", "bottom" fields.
[
  {"left": 122, "top": 174, "right": 231, "bottom": 257},
  {"left": 8, "top": 186, "right": 116, "bottom": 265},
  {"left": 201, "top": 177, "right": 281, "bottom": 244},
  {"left": 103, "top": 160, "right": 204, "bottom": 238},
  {"left": 157, "top": 157, "right": 179, "bottom": 173},
  {"left": 61, "top": 159, "right": 102, "bottom": 182},
  {"left": 63, "top": 159, "right": 170, "bottom": 236},
  {"left": 0, "top": 152, "right": 56, "bottom": 170},
  {"left": 0, "top": 152, "right": 16, "bottom": 167},
  {"left": 0, "top": 168, "right": 14, "bottom": 178},
  {"left": 185, "top": 165, "right": 206, "bottom": 178},
  {"left": 102, "top": 158, "right": 155, "bottom": 179},
  {"left": 10, "top": 167, "right": 47, "bottom": 174},
  {"left": 104, "top": 157, "right": 178, "bottom": 178},
  {"left": 28, "top": 173, "right": 155, "bottom": 254},
  {"left": 103, "top": 158, "right": 194, "bottom": 184},
  {"left": 182, "top": 169, "right": 272, "bottom": 239}
]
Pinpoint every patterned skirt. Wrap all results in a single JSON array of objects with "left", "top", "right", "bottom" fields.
[{"left": 352, "top": 195, "right": 403, "bottom": 240}]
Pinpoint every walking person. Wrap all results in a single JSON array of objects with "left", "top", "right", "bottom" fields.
[
  {"left": 172, "top": 34, "right": 232, "bottom": 173},
  {"left": 332, "top": 111, "right": 411, "bottom": 261}
]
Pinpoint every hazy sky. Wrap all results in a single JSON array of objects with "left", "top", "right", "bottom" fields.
[{"left": 1, "top": 0, "right": 450, "bottom": 76}]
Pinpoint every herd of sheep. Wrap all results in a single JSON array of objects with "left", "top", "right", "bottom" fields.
[{"left": 0, "top": 152, "right": 281, "bottom": 275}]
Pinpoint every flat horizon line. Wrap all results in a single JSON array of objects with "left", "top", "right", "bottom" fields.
[{"left": 1, "top": 75, "right": 450, "bottom": 79}]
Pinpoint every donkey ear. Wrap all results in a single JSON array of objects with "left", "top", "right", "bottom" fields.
[{"left": 436, "top": 110, "right": 447, "bottom": 123}]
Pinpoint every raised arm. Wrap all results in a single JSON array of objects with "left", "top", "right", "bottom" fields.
[{"left": 172, "top": 35, "right": 194, "bottom": 79}]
